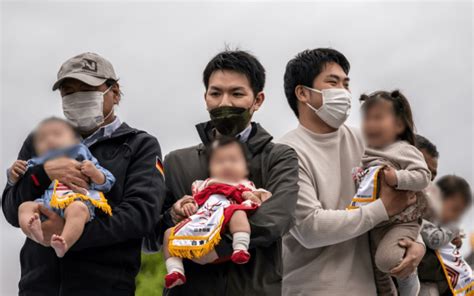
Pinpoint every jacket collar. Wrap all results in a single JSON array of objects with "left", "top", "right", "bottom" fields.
[
  {"left": 88, "top": 122, "right": 142, "bottom": 146},
  {"left": 195, "top": 121, "right": 273, "bottom": 156}
]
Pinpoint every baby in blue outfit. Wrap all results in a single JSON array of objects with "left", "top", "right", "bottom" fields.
[{"left": 8, "top": 117, "right": 115, "bottom": 257}]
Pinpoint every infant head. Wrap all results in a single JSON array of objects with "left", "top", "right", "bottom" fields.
[
  {"left": 33, "top": 117, "right": 80, "bottom": 156},
  {"left": 437, "top": 175, "right": 472, "bottom": 224},
  {"left": 361, "top": 90, "right": 415, "bottom": 149},
  {"left": 208, "top": 137, "right": 249, "bottom": 183}
]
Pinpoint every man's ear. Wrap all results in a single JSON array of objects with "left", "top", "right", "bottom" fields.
[
  {"left": 112, "top": 83, "right": 121, "bottom": 104},
  {"left": 253, "top": 92, "right": 265, "bottom": 112},
  {"left": 295, "top": 85, "right": 310, "bottom": 104}
]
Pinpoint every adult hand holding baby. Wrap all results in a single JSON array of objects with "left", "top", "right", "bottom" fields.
[
  {"left": 242, "top": 191, "right": 262, "bottom": 205},
  {"left": 390, "top": 239, "right": 425, "bottom": 278},
  {"left": 379, "top": 173, "right": 416, "bottom": 217},
  {"left": 171, "top": 195, "right": 196, "bottom": 224},
  {"left": 44, "top": 157, "right": 89, "bottom": 194}
]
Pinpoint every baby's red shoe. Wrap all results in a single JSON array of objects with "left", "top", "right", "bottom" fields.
[
  {"left": 231, "top": 250, "right": 251, "bottom": 264},
  {"left": 165, "top": 271, "right": 186, "bottom": 289}
]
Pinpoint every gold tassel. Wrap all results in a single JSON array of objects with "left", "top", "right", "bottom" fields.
[
  {"left": 50, "top": 180, "right": 113, "bottom": 216},
  {"left": 168, "top": 215, "right": 224, "bottom": 259},
  {"left": 168, "top": 230, "right": 222, "bottom": 259}
]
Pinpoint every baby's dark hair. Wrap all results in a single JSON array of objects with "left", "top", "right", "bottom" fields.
[
  {"left": 207, "top": 136, "right": 248, "bottom": 164},
  {"left": 34, "top": 117, "right": 80, "bottom": 140},
  {"left": 360, "top": 90, "right": 416, "bottom": 145},
  {"left": 437, "top": 175, "right": 472, "bottom": 207}
]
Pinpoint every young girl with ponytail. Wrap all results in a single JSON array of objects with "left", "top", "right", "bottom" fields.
[{"left": 349, "top": 90, "right": 431, "bottom": 295}]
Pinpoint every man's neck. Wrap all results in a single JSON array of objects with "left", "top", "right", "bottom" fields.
[
  {"left": 103, "top": 114, "right": 116, "bottom": 126},
  {"left": 80, "top": 115, "right": 116, "bottom": 138},
  {"left": 299, "top": 112, "right": 337, "bottom": 134}
]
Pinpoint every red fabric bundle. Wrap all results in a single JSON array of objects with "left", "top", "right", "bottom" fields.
[{"left": 193, "top": 183, "right": 259, "bottom": 230}]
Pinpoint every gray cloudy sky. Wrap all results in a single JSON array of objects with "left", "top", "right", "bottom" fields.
[{"left": 1, "top": 1, "right": 473, "bottom": 294}]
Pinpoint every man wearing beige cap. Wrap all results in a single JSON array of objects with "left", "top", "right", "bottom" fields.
[{"left": 2, "top": 52, "right": 165, "bottom": 295}]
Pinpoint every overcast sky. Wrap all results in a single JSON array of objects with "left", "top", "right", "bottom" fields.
[{"left": 1, "top": 1, "right": 473, "bottom": 294}]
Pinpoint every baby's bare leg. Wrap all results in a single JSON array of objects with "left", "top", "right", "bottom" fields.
[
  {"left": 51, "top": 201, "right": 90, "bottom": 258},
  {"left": 229, "top": 210, "right": 251, "bottom": 234},
  {"left": 19, "top": 201, "right": 43, "bottom": 243},
  {"left": 229, "top": 210, "right": 251, "bottom": 264}
]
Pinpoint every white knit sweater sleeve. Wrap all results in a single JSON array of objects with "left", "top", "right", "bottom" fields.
[{"left": 290, "top": 165, "right": 389, "bottom": 249}]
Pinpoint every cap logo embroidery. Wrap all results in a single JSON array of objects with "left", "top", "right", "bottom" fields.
[{"left": 81, "top": 59, "right": 98, "bottom": 72}]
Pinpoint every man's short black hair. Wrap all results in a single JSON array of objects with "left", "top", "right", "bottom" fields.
[
  {"left": 284, "top": 48, "right": 350, "bottom": 117},
  {"left": 203, "top": 50, "right": 266, "bottom": 96},
  {"left": 415, "top": 134, "right": 439, "bottom": 158},
  {"left": 437, "top": 175, "right": 472, "bottom": 206}
]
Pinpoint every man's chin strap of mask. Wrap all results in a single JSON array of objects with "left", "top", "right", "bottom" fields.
[{"left": 303, "top": 85, "right": 352, "bottom": 129}]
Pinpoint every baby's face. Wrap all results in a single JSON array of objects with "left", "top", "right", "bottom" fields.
[
  {"left": 441, "top": 194, "right": 467, "bottom": 224},
  {"left": 362, "top": 101, "right": 404, "bottom": 149},
  {"left": 34, "top": 121, "right": 78, "bottom": 156},
  {"left": 209, "top": 143, "right": 248, "bottom": 183}
]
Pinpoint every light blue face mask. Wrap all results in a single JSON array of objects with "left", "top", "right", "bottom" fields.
[
  {"left": 303, "top": 86, "right": 352, "bottom": 128},
  {"left": 62, "top": 85, "right": 113, "bottom": 132}
]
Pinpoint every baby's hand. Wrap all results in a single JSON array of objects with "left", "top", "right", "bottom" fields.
[
  {"left": 181, "top": 202, "right": 197, "bottom": 217},
  {"left": 451, "top": 236, "right": 463, "bottom": 249},
  {"left": 80, "top": 160, "right": 105, "bottom": 185},
  {"left": 8, "top": 160, "right": 28, "bottom": 183},
  {"left": 383, "top": 166, "right": 398, "bottom": 188},
  {"left": 242, "top": 191, "right": 263, "bottom": 205}
]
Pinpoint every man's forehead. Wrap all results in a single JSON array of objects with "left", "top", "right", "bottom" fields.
[
  {"left": 208, "top": 70, "right": 252, "bottom": 89},
  {"left": 320, "top": 63, "right": 349, "bottom": 80}
]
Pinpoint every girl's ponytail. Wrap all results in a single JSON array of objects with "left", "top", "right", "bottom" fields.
[{"left": 360, "top": 89, "right": 416, "bottom": 146}]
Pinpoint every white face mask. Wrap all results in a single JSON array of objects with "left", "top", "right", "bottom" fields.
[
  {"left": 304, "top": 86, "right": 352, "bottom": 128},
  {"left": 62, "top": 86, "right": 113, "bottom": 133}
]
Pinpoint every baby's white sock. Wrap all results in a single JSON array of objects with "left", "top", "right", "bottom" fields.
[
  {"left": 232, "top": 232, "right": 250, "bottom": 251},
  {"left": 165, "top": 257, "right": 184, "bottom": 275}
]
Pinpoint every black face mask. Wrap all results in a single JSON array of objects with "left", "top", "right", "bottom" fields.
[{"left": 209, "top": 106, "right": 252, "bottom": 137}]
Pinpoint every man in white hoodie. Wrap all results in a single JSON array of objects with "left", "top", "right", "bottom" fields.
[{"left": 279, "top": 48, "right": 426, "bottom": 295}]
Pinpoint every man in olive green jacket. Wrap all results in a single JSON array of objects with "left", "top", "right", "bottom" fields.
[{"left": 160, "top": 50, "right": 299, "bottom": 296}]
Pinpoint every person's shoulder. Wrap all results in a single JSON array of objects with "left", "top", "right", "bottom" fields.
[
  {"left": 391, "top": 140, "right": 424, "bottom": 159},
  {"left": 341, "top": 125, "right": 363, "bottom": 142},
  {"left": 129, "top": 128, "right": 157, "bottom": 142},
  {"left": 341, "top": 124, "right": 365, "bottom": 149},
  {"left": 277, "top": 128, "right": 306, "bottom": 154},
  {"left": 270, "top": 141, "right": 297, "bottom": 157},
  {"left": 121, "top": 124, "right": 162, "bottom": 150},
  {"left": 164, "top": 144, "right": 201, "bottom": 164},
  {"left": 278, "top": 128, "right": 300, "bottom": 145},
  {"left": 264, "top": 139, "right": 298, "bottom": 167},
  {"left": 167, "top": 144, "right": 201, "bottom": 157}
]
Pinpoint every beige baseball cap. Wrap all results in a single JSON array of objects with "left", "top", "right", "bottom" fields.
[{"left": 52, "top": 52, "right": 118, "bottom": 91}]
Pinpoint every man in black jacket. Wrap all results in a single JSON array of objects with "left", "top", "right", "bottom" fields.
[
  {"left": 159, "top": 50, "right": 299, "bottom": 296},
  {"left": 2, "top": 52, "right": 165, "bottom": 296}
]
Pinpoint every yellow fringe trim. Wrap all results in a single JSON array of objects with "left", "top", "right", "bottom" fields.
[
  {"left": 50, "top": 180, "right": 113, "bottom": 216},
  {"left": 168, "top": 215, "right": 224, "bottom": 259}
]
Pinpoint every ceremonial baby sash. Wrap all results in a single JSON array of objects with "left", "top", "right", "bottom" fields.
[{"left": 436, "top": 243, "right": 474, "bottom": 295}]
